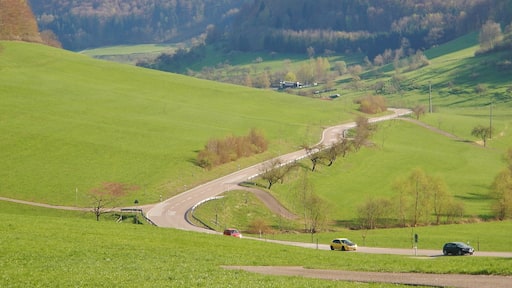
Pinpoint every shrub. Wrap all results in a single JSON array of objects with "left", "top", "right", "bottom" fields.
[
  {"left": 197, "top": 128, "right": 268, "bottom": 169},
  {"left": 247, "top": 218, "right": 273, "bottom": 234},
  {"left": 354, "top": 95, "right": 387, "bottom": 114}
]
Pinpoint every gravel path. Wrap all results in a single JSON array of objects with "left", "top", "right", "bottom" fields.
[{"left": 222, "top": 266, "right": 512, "bottom": 288}]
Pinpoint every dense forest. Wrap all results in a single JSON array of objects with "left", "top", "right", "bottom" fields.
[
  {"left": 29, "top": 0, "right": 251, "bottom": 50},
  {"left": 16, "top": 0, "right": 512, "bottom": 56},
  {"left": 139, "top": 0, "right": 512, "bottom": 78},
  {"left": 228, "top": 0, "right": 512, "bottom": 57}
]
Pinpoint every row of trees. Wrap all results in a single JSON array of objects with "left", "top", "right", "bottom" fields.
[
  {"left": 196, "top": 128, "right": 268, "bottom": 169},
  {"left": 257, "top": 116, "right": 376, "bottom": 234},
  {"left": 477, "top": 20, "right": 512, "bottom": 55},
  {"left": 259, "top": 115, "right": 376, "bottom": 189},
  {"left": 357, "top": 145, "right": 512, "bottom": 230},
  {"left": 358, "top": 168, "right": 464, "bottom": 229}
]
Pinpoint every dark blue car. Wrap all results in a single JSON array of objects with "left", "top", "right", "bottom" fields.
[{"left": 442, "top": 242, "right": 474, "bottom": 256}]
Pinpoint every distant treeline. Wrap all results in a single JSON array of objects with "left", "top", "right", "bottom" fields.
[
  {"left": 29, "top": 0, "right": 250, "bottom": 50},
  {"left": 227, "top": 0, "right": 512, "bottom": 58},
  {"left": 28, "top": 0, "right": 512, "bottom": 55}
]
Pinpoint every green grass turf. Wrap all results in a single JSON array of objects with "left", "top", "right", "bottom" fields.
[
  {"left": 0, "top": 41, "right": 354, "bottom": 206},
  {"left": 1, "top": 207, "right": 510, "bottom": 287},
  {"left": 1, "top": 32, "right": 512, "bottom": 286},
  {"left": 260, "top": 119, "right": 505, "bottom": 222},
  {"left": 192, "top": 191, "right": 512, "bottom": 251},
  {"left": 79, "top": 43, "right": 180, "bottom": 56}
]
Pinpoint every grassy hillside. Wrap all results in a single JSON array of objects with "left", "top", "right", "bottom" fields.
[
  {"left": 79, "top": 43, "right": 184, "bottom": 65},
  {"left": 1, "top": 30, "right": 510, "bottom": 223},
  {"left": 270, "top": 120, "right": 504, "bottom": 220},
  {"left": 1, "top": 204, "right": 511, "bottom": 287},
  {"left": 1, "top": 35, "right": 511, "bottom": 287},
  {"left": 0, "top": 41, "right": 357, "bottom": 206},
  {"left": 191, "top": 33, "right": 512, "bottom": 230}
]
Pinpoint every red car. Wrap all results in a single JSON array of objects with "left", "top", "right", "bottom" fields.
[{"left": 223, "top": 228, "right": 242, "bottom": 238}]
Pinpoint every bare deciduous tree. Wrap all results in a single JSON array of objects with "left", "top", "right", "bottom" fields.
[
  {"left": 490, "top": 170, "right": 512, "bottom": 220},
  {"left": 89, "top": 182, "right": 138, "bottom": 221},
  {"left": 430, "top": 175, "right": 450, "bottom": 225},
  {"left": 296, "top": 169, "right": 329, "bottom": 236},
  {"left": 393, "top": 168, "right": 461, "bottom": 226},
  {"left": 352, "top": 116, "right": 376, "bottom": 151},
  {"left": 357, "top": 197, "right": 392, "bottom": 229},
  {"left": 302, "top": 144, "right": 323, "bottom": 171},
  {"left": 479, "top": 20, "right": 503, "bottom": 52},
  {"left": 302, "top": 136, "right": 352, "bottom": 171},
  {"left": 490, "top": 149, "right": 512, "bottom": 220},
  {"left": 412, "top": 105, "right": 426, "bottom": 120},
  {"left": 471, "top": 125, "right": 493, "bottom": 147},
  {"left": 259, "top": 158, "right": 296, "bottom": 189}
]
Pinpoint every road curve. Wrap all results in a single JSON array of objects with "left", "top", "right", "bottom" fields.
[{"left": 146, "top": 108, "right": 411, "bottom": 232}]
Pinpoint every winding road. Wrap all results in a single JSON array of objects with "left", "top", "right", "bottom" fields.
[
  {"left": 144, "top": 108, "right": 512, "bottom": 287},
  {"left": 145, "top": 108, "right": 411, "bottom": 231},
  {"left": 4, "top": 108, "right": 511, "bottom": 287}
]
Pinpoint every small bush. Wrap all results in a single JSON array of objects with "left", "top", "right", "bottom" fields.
[
  {"left": 247, "top": 218, "right": 273, "bottom": 234},
  {"left": 354, "top": 95, "right": 387, "bottom": 114},
  {"left": 197, "top": 128, "right": 268, "bottom": 169}
]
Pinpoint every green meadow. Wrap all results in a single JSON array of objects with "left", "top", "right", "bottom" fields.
[
  {"left": 1, "top": 30, "right": 512, "bottom": 286},
  {"left": 1, "top": 204, "right": 511, "bottom": 288},
  {"left": 188, "top": 190, "right": 512, "bottom": 251},
  {"left": 266, "top": 118, "right": 506, "bottom": 220},
  {"left": 79, "top": 43, "right": 184, "bottom": 64},
  {"left": 0, "top": 41, "right": 354, "bottom": 207},
  {"left": 189, "top": 33, "right": 512, "bottom": 238}
]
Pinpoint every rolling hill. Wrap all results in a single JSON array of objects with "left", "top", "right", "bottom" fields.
[{"left": 0, "top": 41, "right": 352, "bottom": 206}]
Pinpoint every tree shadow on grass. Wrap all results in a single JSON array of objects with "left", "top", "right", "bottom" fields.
[{"left": 455, "top": 191, "right": 492, "bottom": 201}]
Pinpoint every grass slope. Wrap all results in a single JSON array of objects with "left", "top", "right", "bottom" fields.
[
  {"left": 1, "top": 33, "right": 512, "bottom": 287},
  {"left": 193, "top": 33, "right": 512, "bottom": 229},
  {"left": 1, "top": 208, "right": 511, "bottom": 287},
  {"left": 0, "top": 41, "right": 353, "bottom": 206},
  {"left": 269, "top": 119, "right": 504, "bottom": 221}
]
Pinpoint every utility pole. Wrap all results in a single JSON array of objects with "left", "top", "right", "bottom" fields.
[
  {"left": 429, "top": 81, "right": 432, "bottom": 113},
  {"left": 489, "top": 99, "right": 493, "bottom": 139}
]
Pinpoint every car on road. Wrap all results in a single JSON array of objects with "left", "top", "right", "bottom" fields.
[
  {"left": 330, "top": 238, "right": 357, "bottom": 251},
  {"left": 442, "top": 242, "right": 474, "bottom": 256},
  {"left": 223, "top": 228, "right": 242, "bottom": 238}
]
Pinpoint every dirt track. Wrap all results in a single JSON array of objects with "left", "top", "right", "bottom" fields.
[{"left": 222, "top": 266, "right": 512, "bottom": 288}]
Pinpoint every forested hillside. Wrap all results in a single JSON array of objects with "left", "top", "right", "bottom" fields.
[
  {"left": 0, "top": 0, "right": 41, "bottom": 43},
  {"left": 27, "top": 0, "right": 512, "bottom": 54},
  {"left": 29, "top": 0, "right": 251, "bottom": 50},
  {"left": 228, "top": 0, "right": 512, "bottom": 57}
]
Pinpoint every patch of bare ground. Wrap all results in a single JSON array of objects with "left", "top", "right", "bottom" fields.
[{"left": 222, "top": 266, "right": 512, "bottom": 288}]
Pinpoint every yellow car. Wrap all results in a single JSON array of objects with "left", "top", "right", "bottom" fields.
[{"left": 330, "top": 238, "right": 357, "bottom": 251}]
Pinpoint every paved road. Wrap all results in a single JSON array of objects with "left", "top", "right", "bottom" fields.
[
  {"left": 146, "top": 109, "right": 411, "bottom": 231},
  {"left": 256, "top": 238, "right": 512, "bottom": 258}
]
